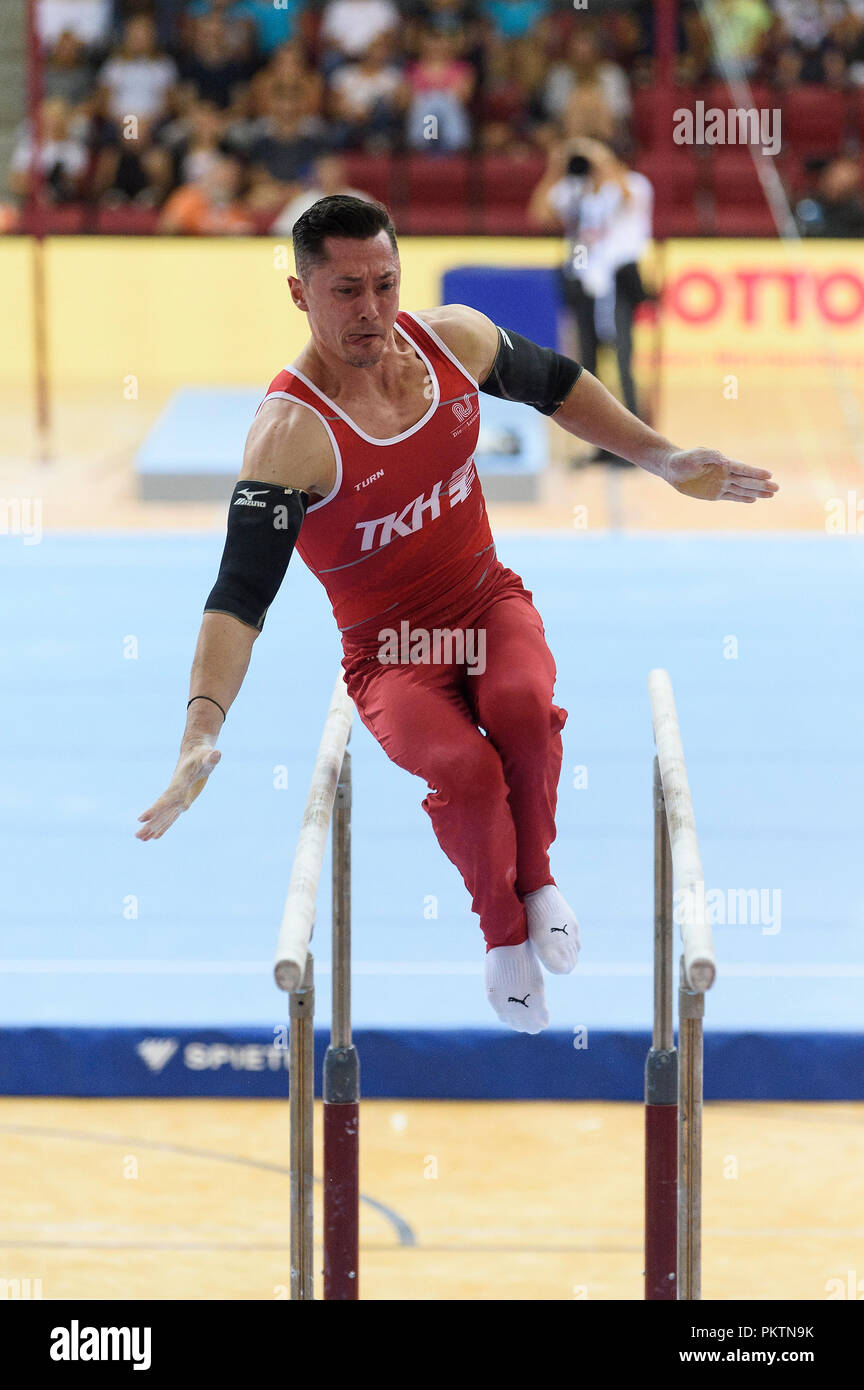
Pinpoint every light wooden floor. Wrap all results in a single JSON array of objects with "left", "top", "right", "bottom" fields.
[{"left": 1, "top": 1098, "right": 862, "bottom": 1300}]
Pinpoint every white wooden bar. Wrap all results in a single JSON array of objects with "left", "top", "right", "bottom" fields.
[
  {"left": 648, "top": 669, "right": 716, "bottom": 993},
  {"left": 274, "top": 672, "right": 354, "bottom": 993}
]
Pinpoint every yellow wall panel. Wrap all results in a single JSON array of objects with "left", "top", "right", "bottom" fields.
[
  {"left": 0, "top": 238, "right": 37, "bottom": 392},
  {"left": 658, "top": 239, "right": 864, "bottom": 471},
  {"left": 43, "top": 236, "right": 565, "bottom": 391}
]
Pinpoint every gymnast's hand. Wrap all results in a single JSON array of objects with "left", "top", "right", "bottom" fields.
[
  {"left": 136, "top": 737, "right": 222, "bottom": 841},
  {"left": 663, "top": 448, "right": 778, "bottom": 503}
]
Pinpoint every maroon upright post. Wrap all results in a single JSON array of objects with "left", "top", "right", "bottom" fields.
[
  {"left": 323, "top": 749, "right": 359, "bottom": 1299},
  {"left": 644, "top": 756, "right": 678, "bottom": 1299},
  {"left": 26, "top": 0, "right": 52, "bottom": 459}
]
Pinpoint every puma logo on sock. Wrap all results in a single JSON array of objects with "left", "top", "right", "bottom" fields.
[
  {"left": 507, "top": 993, "right": 530, "bottom": 1007},
  {"left": 550, "top": 925, "right": 568, "bottom": 934}
]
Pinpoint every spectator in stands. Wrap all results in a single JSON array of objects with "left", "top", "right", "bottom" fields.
[
  {"left": 701, "top": 0, "right": 775, "bottom": 78},
  {"left": 328, "top": 35, "right": 407, "bottom": 150},
  {"left": 160, "top": 98, "right": 229, "bottom": 187},
  {"left": 404, "top": 0, "right": 485, "bottom": 83},
  {"left": 481, "top": 0, "right": 551, "bottom": 43},
  {"left": 92, "top": 115, "right": 174, "bottom": 205},
  {"left": 560, "top": 85, "right": 618, "bottom": 146},
  {"left": 182, "top": 0, "right": 257, "bottom": 62},
  {"left": 178, "top": 13, "right": 253, "bottom": 110},
  {"left": 775, "top": 0, "right": 840, "bottom": 50},
  {"left": 270, "top": 153, "right": 373, "bottom": 232},
  {"left": 821, "top": 43, "right": 853, "bottom": 87},
  {"left": 480, "top": 0, "right": 553, "bottom": 99},
  {"left": 158, "top": 151, "right": 254, "bottom": 232},
  {"left": 247, "top": 81, "right": 331, "bottom": 208},
  {"left": 37, "top": 0, "right": 112, "bottom": 52},
  {"left": 528, "top": 137, "right": 653, "bottom": 462},
  {"left": 797, "top": 155, "right": 864, "bottom": 235},
  {"left": 8, "top": 96, "right": 88, "bottom": 204},
  {"left": 774, "top": 0, "right": 846, "bottom": 81},
  {"left": 186, "top": 0, "right": 306, "bottom": 56},
  {"left": 406, "top": 0, "right": 483, "bottom": 51},
  {"left": 603, "top": 7, "right": 648, "bottom": 77},
  {"left": 235, "top": 0, "right": 308, "bottom": 55},
  {"left": 478, "top": 33, "right": 533, "bottom": 149},
  {"left": 405, "top": 29, "right": 475, "bottom": 150},
  {"left": 319, "top": 0, "right": 401, "bottom": 72},
  {"left": 773, "top": 42, "right": 805, "bottom": 88},
  {"left": 254, "top": 42, "right": 324, "bottom": 121},
  {"left": 541, "top": 29, "right": 631, "bottom": 142},
  {"left": 97, "top": 15, "right": 178, "bottom": 124},
  {"left": 43, "top": 30, "right": 95, "bottom": 110}
]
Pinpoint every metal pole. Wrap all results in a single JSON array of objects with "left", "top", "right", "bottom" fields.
[
  {"left": 289, "top": 952, "right": 315, "bottom": 1300},
  {"left": 678, "top": 955, "right": 705, "bottom": 1300},
  {"left": 644, "top": 755, "right": 678, "bottom": 1299},
  {"left": 323, "top": 749, "right": 359, "bottom": 1300}
]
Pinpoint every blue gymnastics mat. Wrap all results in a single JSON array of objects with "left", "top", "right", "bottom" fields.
[
  {"left": 135, "top": 387, "right": 547, "bottom": 501},
  {"left": 2, "top": 531, "right": 863, "bottom": 1098}
]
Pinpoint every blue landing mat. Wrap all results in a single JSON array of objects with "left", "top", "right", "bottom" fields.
[{"left": 2, "top": 531, "right": 863, "bottom": 1097}]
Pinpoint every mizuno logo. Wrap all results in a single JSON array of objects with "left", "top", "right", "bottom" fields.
[
  {"left": 234, "top": 487, "right": 268, "bottom": 508},
  {"left": 500, "top": 328, "right": 514, "bottom": 350},
  {"left": 508, "top": 994, "right": 530, "bottom": 1007},
  {"left": 136, "top": 1037, "right": 179, "bottom": 1072},
  {"left": 550, "top": 925, "right": 568, "bottom": 934}
]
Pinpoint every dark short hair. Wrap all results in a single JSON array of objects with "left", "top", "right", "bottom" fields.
[{"left": 292, "top": 195, "right": 398, "bottom": 280}]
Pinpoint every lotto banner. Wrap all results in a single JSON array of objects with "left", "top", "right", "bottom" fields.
[{"left": 658, "top": 239, "right": 864, "bottom": 472}]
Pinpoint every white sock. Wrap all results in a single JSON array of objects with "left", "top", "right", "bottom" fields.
[
  {"left": 484, "top": 940, "right": 549, "bottom": 1034},
  {"left": 524, "top": 884, "right": 580, "bottom": 975}
]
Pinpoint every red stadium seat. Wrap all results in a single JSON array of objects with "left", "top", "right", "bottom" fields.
[
  {"left": 475, "top": 153, "right": 544, "bottom": 234},
  {"left": 395, "top": 155, "right": 475, "bottom": 233},
  {"left": 847, "top": 88, "right": 864, "bottom": 146},
  {"left": 403, "top": 153, "right": 471, "bottom": 205},
  {"left": 635, "top": 151, "right": 704, "bottom": 238},
  {"left": 476, "top": 206, "right": 534, "bottom": 235},
  {"left": 94, "top": 207, "right": 159, "bottom": 234},
  {"left": 707, "top": 152, "right": 777, "bottom": 234},
  {"left": 478, "top": 83, "right": 529, "bottom": 127},
  {"left": 479, "top": 152, "right": 545, "bottom": 204},
  {"left": 696, "top": 82, "right": 775, "bottom": 115},
  {"left": 396, "top": 205, "right": 476, "bottom": 235},
  {"left": 18, "top": 205, "right": 88, "bottom": 233},
  {"left": 779, "top": 88, "right": 847, "bottom": 157},
  {"left": 631, "top": 86, "right": 698, "bottom": 153},
  {"left": 707, "top": 149, "right": 767, "bottom": 203},
  {"left": 652, "top": 203, "right": 703, "bottom": 237},
  {"left": 250, "top": 208, "right": 281, "bottom": 235},
  {"left": 342, "top": 153, "right": 395, "bottom": 209},
  {"left": 711, "top": 204, "right": 778, "bottom": 235}
]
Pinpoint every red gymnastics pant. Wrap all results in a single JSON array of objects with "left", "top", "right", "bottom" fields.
[{"left": 342, "top": 566, "right": 568, "bottom": 949}]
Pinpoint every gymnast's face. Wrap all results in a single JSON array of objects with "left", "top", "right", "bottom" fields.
[{"left": 291, "top": 233, "right": 402, "bottom": 369}]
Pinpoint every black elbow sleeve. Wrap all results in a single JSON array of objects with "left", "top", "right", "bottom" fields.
[
  {"left": 480, "top": 326, "right": 583, "bottom": 416},
  {"left": 204, "top": 482, "right": 308, "bottom": 631}
]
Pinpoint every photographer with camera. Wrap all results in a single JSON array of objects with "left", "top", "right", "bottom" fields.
[{"left": 529, "top": 138, "right": 653, "bottom": 465}]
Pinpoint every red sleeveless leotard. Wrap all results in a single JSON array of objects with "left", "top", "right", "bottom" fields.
[{"left": 258, "top": 310, "right": 498, "bottom": 648}]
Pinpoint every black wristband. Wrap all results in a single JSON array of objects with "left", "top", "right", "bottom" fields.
[{"left": 187, "top": 694, "right": 226, "bottom": 722}]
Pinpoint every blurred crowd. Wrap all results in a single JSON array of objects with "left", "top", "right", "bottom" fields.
[{"left": 7, "top": 0, "right": 864, "bottom": 233}]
